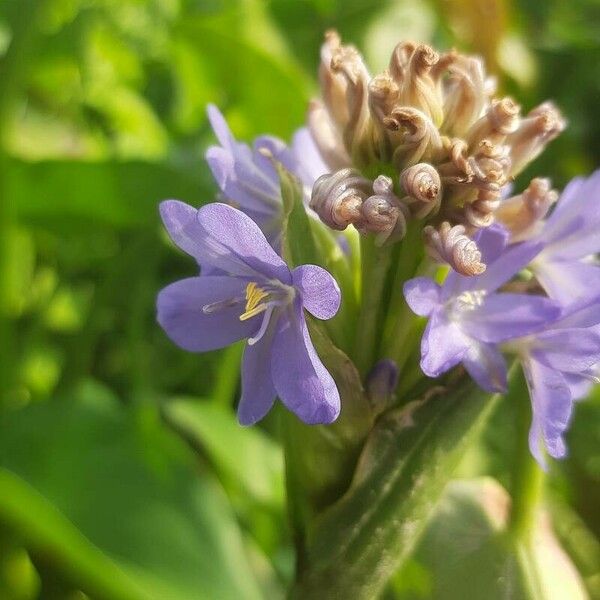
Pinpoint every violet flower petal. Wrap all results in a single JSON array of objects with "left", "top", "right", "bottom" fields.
[
  {"left": 546, "top": 170, "right": 600, "bottom": 229},
  {"left": 270, "top": 301, "right": 340, "bottom": 424},
  {"left": 462, "top": 293, "right": 560, "bottom": 343},
  {"left": 196, "top": 203, "right": 291, "bottom": 282},
  {"left": 420, "top": 312, "right": 470, "bottom": 377},
  {"left": 238, "top": 336, "right": 277, "bottom": 425},
  {"left": 523, "top": 358, "right": 573, "bottom": 466},
  {"left": 159, "top": 200, "right": 206, "bottom": 263},
  {"left": 403, "top": 277, "right": 441, "bottom": 317},
  {"left": 531, "top": 328, "right": 600, "bottom": 373},
  {"left": 462, "top": 343, "right": 508, "bottom": 393},
  {"left": 533, "top": 259, "right": 600, "bottom": 305},
  {"left": 157, "top": 276, "right": 255, "bottom": 352},
  {"left": 292, "top": 264, "right": 341, "bottom": 320}
]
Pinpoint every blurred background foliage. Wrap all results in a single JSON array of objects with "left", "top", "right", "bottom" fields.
[{"left": 0, "top": 0, "right": 599, "bottom": 598}]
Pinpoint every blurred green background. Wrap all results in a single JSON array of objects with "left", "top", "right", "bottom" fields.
[{"left": 0, "top": 0, "right": 599, "bottom": 598}]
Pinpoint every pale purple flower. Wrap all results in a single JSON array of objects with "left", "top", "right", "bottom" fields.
[
  {"left": 205, "top": 105, "right": 328, "bottom": 250},
  {"left": 404, "top": 226, "right": 559, "bottom": 393},
  {"left": 526, "top": 170, "right": 600, "bottom": 305},
  {"left": 513, "top": 299, "right": 600, "bottom": 466},
  {"left": 157, "top": 201, "right": 341, "bottom": 425}
]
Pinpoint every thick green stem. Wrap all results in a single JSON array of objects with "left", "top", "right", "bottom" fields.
[
  {"left": 353, "top": 237, "right": 393, "bottom": 377},
  {"left": 508, "top": 370, "right": 545, "bottom": 542}
]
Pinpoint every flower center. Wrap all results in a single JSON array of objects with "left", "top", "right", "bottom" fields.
[
  {"left": 446, "top": 289, "right": 487, "bottom": 321},
  {"left": 240, "top": 281, "right": 295, "bottom": 346},
  {"left": 239, "top": 282, "right": 272, "bottom": 321}
]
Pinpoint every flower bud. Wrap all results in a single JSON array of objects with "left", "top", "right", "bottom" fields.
[
  {"left": 389, "top": 42, "right": 444, "bottom": 126},
  {"left": 308, "top": 99, "right": 351, "bottom": 170},
  {"left": 424, "top": 222, "right": 486, "bottom": 275},
  {"left": 366, "top": 359, "right": 399, "bottom": 412},
  {"left": 463, "top": 187, "right": 502, "bottom": 229},
  {"left": 495, "top": 177, "right": 558, "bottom": 241},
  {"left": 400, "top": 163, "right": 442, "bottom": 219},
  {"left": 385, "top": 106, "right": 443, "bottom": 168},
  {"left": 441, "top": 54, "right": 490, "bottom": 137},
  {"left": 466, "top": 97, "right": 521, "bottom": 147},
  {"left": 507, "top": 101, "right": 566, "bottom": 176},
  {"left": 360, "top": 175, "right": 410, "bottom": 245},
  {"left": 310, "top": 168, "right": 371, "bottom": 230}
]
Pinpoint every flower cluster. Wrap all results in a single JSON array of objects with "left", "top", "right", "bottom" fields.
[
  {"left": 405, "top": 172, "right": 600, "bottom": 465},
  {"left": 156, "top": 31, "right": 599, "bottom": 467},
  {"left": 309, "top": 32, "right": 566, "bottom": 274}
]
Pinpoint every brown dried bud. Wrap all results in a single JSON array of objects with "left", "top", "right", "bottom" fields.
[
  {"left": 441, "top": 55, "right": 489, "bottom": 137},
  {"left": 466, "top": 97, "right": 521, "bottom": 147},
  {"left": 400, "top": 163, "right": 442, "bottom": 218},
  {"left": 507, "top": 101, "right": 566, "bottom": 176},
  {"left": 310, "top": 168, "right": 371, "bottom": 230},
  {"left": 360, "top": 175, "right": 410, "bottom": 245},
  {"left": 319, "top": 30, "right": 350, "bottom": 127},
  {"left": 495, "top": 178, "right": 558, "bottom": 242},
  {"left": 468, "top": 140, "right": 511, "bottom": 188},
  {"left": 308, "top": 100, "right": 351, "bottom": 170},
  {"left": 424, "top": 222, "right": 486, "bottom": 275},
  {"left": 389, "top": 42, "right": 444, "bottom": 126},
  {"left": 464, "top": 187, "right": 502, "bottom": 229},
  {"left": 385, "top": 106, "right": 443, "bottom": 168}
]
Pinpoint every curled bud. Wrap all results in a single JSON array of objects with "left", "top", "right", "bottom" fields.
[
  {"left": 385, "top": 106, "right": 443, "bottom": 168},
  {"left": 400, "top": 163, "right": 442, "bottom": 218},
  {"left": 463, "top": 188, "right": 502, "bottom": 229},
  {"left": 441, "top": 54, "right": 489, "bottom": 137},
  {"left": 495, "top": 177, "right": 558, "bottom": 242},
  {"left": 507, "top": 101, "right": 566, "bottom": 176},
  {"left": 319, "top": 30, "right": 350, "bottom": 127},
  {"left": 308, "top": 100, "right": 351, "bottom": 170},
  {"left": 389, "top": 42, "right": 444, "bottom": 126},
  {"left": 469, "top": 140, "right": 511, "bottom": 188},
  {"left": 467, "top": 97, "right": 521, "bottom": 147},
  {"left": 310, "top": 168, "right": 371, "bottom": 230},
  {"left": 424, "top": 222, "right": 486, "bottom": 275},
  {"left": 360, "top": 175, "right": 409, "bottom": 245}
]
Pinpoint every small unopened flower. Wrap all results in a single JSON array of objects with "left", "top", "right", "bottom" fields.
[
  {"left": 205, "top": 105, "right": 327, "bottom": 250},
  {"left": 495, "top": 178, "right": 557, "bottom": 242},
  {"left": 405, "top": 226, "right": 559, "bottom": 392},
  {"left": 157, "top": 201, "right": 341, "bottom": 425}
]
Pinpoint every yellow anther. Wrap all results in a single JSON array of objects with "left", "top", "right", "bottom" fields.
[{"left": 239, "top": 282, "right": 270, "bottom": 321}]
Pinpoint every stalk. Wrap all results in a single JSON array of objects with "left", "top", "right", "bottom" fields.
[
  {"left": 353, "top": 237, "right": 393, "bottom": 377},
  {"left": 508, "top": 375, "right": 545, "bottom": 541}
]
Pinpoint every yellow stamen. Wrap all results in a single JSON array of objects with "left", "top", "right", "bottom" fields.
[{"left": 239, "top": 282, "right": 270, "bottom": 321}]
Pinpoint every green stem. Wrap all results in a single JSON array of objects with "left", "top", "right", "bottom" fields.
[
  {"left": 382, "top": 256, "right": 432, "bottom": 372},
  {"left": 353, "top": 237, "right": 393, "bottom": 377},
  {"left": 508, "top": 373, "right": 545, "bottom": 541}
]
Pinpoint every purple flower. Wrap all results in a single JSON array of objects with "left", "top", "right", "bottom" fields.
[
  {"left": 204, "top": 105, "right": 328, "bottom": 250},
  {"left": 527, "top": 170, "right": 600, "bottom": 305},
  {"left": 404, "top": 226, "right": 559, "bottom": 393},
  {"left": 513, "top": 300, "right": 600, "bottom": 466},
  {"left": 157, "top": 200, "right": 341, "bottom": 425}
]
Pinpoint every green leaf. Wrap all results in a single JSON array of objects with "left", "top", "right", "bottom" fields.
[
  {"left": 394, "top": 478, "right": 588, "bottom": 600},
  {"left": 163, "top": 398, "right": 285, "bottom": 509},
  {"left": 0, "top": 390, "right": 263, "bottom": 600},
  {"left": 290, "top": 377, "right": 506, "bottom": 599},
  {"left": 10, "top": 158, "right": 212, "bottom": 228}
]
